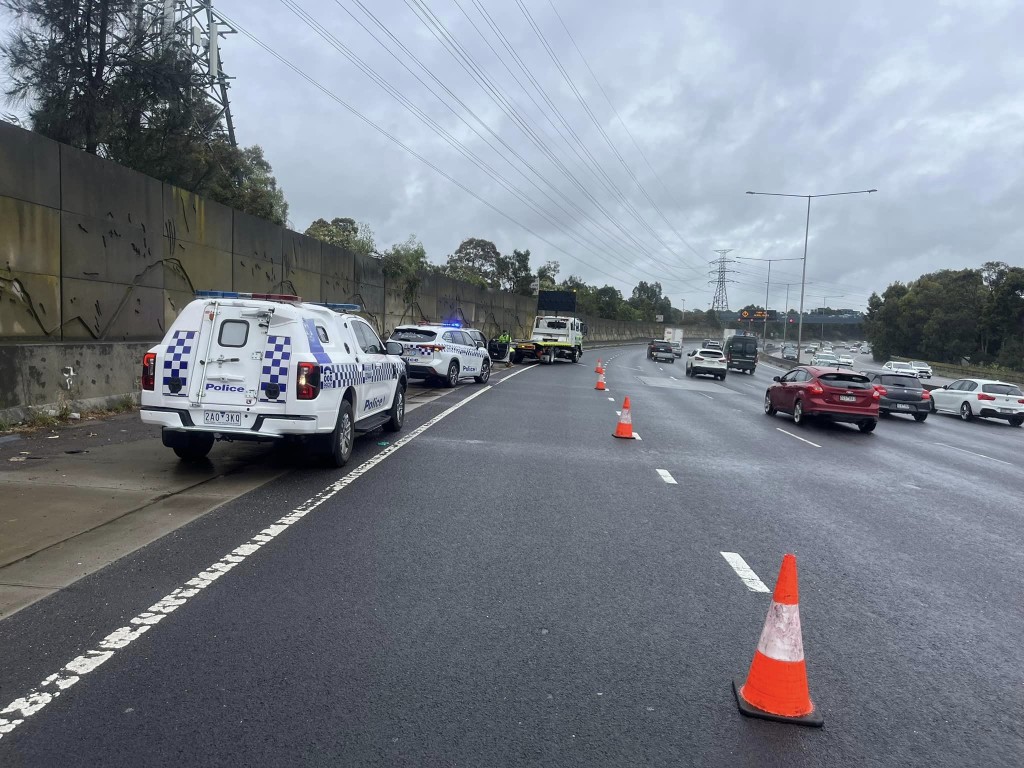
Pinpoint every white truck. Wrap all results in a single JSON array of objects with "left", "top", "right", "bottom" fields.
[{"left": 512, "top": 315, "right": 587, "bottom": 364}]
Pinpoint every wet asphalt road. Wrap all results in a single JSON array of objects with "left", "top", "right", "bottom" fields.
[{"left": 1, "top": 345, "right": 1022, "bottom": 766}]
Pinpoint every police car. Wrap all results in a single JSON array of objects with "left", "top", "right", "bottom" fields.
[
  {"left": 140, "top": 291, "right": 407, "bottom": 467},
  {"left": 388, "top": 323, "right": 491, "bottom": 387}
]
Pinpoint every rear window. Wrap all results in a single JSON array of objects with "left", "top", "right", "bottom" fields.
[
  {"left": 392, "top": 328, "right": 436, "bottom": 342},
  {"left": 218, "top": 320, "right": 249, "bottom": 347},
  {"left": 732, "top": 338, "right": 757, "bottom": 353},
  {"left": 537, "top": 319, "right": 567, "bottom": 329},
  {"left": 699, "top": 350, "right": 724, "bottom": 357},
  {"left": 654, "top": 342, "right": 672, "bottom": 350},
  {"left": 879, "top": 375, "right": 922, "bottom": 388},
  {"left": 819, "top": 373, "right": 872, "bottom": 389},
  {"left": 982, "top": 383, "right": 1023, "bottom": 396}
]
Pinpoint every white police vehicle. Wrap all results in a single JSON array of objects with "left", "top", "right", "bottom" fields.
[
  {"left": 388, "top": 323, "right": 491, "bottom": 387},
  {"left": 140, "top": 291, "right": 407, "bottom": 467}
]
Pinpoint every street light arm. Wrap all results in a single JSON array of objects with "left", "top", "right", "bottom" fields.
[{"left": 746, "top": 189, "right": 877, "bottom": 198}]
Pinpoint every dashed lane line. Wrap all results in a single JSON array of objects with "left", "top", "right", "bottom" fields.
[
  {"left": 720, "top": 552, "right": 770, "bottom": 593},
  {"left": 656, "top": 469, "right": 677, "bottom": 485},
  {"left": 0, "top": 385, "right": 495, "bottom": 741},
  {"left": 775, "top": 427, "right": 822, "bottom": 448}
]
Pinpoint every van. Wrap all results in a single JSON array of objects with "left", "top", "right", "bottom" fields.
[{"left": 723, "top": 334, "right": 758, "bottom": 374}]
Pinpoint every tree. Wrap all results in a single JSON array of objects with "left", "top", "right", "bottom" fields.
[
  {"left": 2, "top": 0, "right": 290, "bottom": 224},
  {"left": 381, "top": 235, "right": 429, "bottom": 304},
  {"left": 496, "top": 248, "right": 533, "bottom": 295},
  {"left": 537, "top": 260, "right": 560, "bottom": 291},
  {"left": 444, "top": 238, "right": 501, "bottom": 287},
  {"left": 305, "top": 218, "right": 376, "bottom": 256}
]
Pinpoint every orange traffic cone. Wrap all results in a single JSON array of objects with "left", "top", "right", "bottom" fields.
[
  {"left": 613, "top": 396, "right": 635, "bottom": 439},
  {"left": 733, "top": 554, "right": 823, "bottom": 727},
  {"left": 595, "top": 371, "right": 607, "bottom": 391},
  {"left": 595, "top": 358, "right": 604, "bottom": 374}
]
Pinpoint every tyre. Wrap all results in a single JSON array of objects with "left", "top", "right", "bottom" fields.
[
  {"left": 792, "top": 399, "right": 805, "bottom": 425},
  {"left": 383, "top": 385, "right": 405, "bottom": 432},
  {"left": 913, "top": 413, "right": 928, "bottom": 423},
  {"left": 474, "top": 359, "right": 490, "bottom": 384},
  {"left": 445, "top": 360, "right": 460, "bottom": 388},
  {"left": 1010, "top": 415, "right": 1024, "bottom": 427},
  {"left": 571, "top": 347, "right": 581, "bottom": 364},
  {"left": 764, "top": 392, "right": 777, "bottom": 416},
  {"left": 858, "top": 420, "right": 877, "bottom": 433},
  {"left": 328, "top": 400, "right": 355, "bottom": 468},
  {"left": 930, "top": 397, "right": 937, "bottom": 413},
  {"left": 172, "top": 432, "right": 214, "bottom": 461},
  {"left": 959, "top": 402, "right": 973, "bottom": 421},
  {"left": 513, "top": 352, "right": 524, "bottom": 365},
  {"left": 668, "top": 358, "right": 675, "bottom": 364},
  {"left": 879, "top": 410, "right": 890, "bottom": 418}
]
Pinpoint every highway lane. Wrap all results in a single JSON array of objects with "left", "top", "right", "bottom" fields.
[{"left": 1, "top": 346, "right": 1022, "bottom": 766}]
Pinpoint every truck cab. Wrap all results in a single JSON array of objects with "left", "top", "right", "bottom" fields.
[{"left": 513, "top": 315, "right": 586, "bottom": 364}]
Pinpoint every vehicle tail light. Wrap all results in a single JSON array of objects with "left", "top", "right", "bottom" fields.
[
  {"left": 1018, "top": 398, "right": 1024, "bottom": 404},
  {"left": 807, "top": 380, "right": 824, "bottom": 396},
  {"left": 695, "top": 356, "right": 704, "bottom": 361},
  {"left": 977, "top": 393, "right": 996, "bottom": 401},
  {"left": 142, "top": 353, "right": 156, "bottom": 391},
  {"left": 921, "top": 389, "right": 930, "bottom": 400},
  {"left": 296, "top": 362, "right": 320, "bottom": 400},
  {"left": 873, "top": 385, "right": 887, "bottom": 397}
]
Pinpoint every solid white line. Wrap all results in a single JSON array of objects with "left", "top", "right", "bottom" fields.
[
  {"left": 0, "top": 385, "right": 494, "bottom": 741},
  {"left": 933, "top": 442, "right": 1013, "bottom": 466},
  {"left": 720, "top": 552, "right": 770, "bottom": 593},
  {"left": 656, "top": 469, "right": 677, "bottom": 484},
  {"left": 776, "top": 427, "right": 822, "bottom": 448},
  {"left": 492, "top": 364, "right": 539, "bottom": 384}
]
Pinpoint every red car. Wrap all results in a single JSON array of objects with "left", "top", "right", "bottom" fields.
[{"left": 764, "top": 366, "right": 880, "bottom": 433}]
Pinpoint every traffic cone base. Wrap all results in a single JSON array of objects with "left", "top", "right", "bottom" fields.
[
  {"left": 734, "top": 554, "right": 823, "bottom": 727},
  {"left": 613, "top": 396, "right": 634, "bottom": 438},
  {"left": 733, "top": 679, "right": 823, "bottom": 727}
]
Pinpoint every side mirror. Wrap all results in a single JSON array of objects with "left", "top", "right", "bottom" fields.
[
  {"left": 941, "top": 384, "right": 948, "bottom": 390},
  {"left": 385, "top": 340, "right": 404, "bottom": 356},
  {"left": 773, "top": 376, "right": 781, "bottom": 382}
]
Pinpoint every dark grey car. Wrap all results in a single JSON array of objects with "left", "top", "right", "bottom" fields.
[{"left": 865, "top": 372, "right": 930, "bottom": 422}]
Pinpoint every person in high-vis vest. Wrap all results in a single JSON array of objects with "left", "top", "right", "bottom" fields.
[{"left": 498, "top": 330, "right": 513, "bottom": 367}]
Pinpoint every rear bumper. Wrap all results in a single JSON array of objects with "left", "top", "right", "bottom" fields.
[
  {"left": 141, "top": 406, "right": 320, "bottom": 437},
  {"left": 652, "top": 353, "right": 674, "bottom": 361},
  {"left": 690, "top": 365, "right": 726, "bottom": 376},
  {"left": 727, "top": 359, "right": 756, "bottom": 371},
  {"left": 978, "top": 407, "right": 1024, "bottom": 421},
  {"left": 803, "top": 399, "right": 878, "bottom": 423},
  {"left": 880, "top": 399, "right": 929, "bottom": 414},
  {"left": 405, "top": 360, "right": 445, "bottom": 378}
]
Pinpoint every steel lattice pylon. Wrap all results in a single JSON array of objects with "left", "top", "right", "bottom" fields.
[
  {"left": 144, "top": 0, "right": 238, "bottom": 146},
  {"left": 709, "top": 249, "right": 736, "bottom": 312}
]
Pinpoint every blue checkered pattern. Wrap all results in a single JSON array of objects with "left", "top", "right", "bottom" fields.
[
  {"left": 258, "top": 336, "right": 292, "bottom": 402},
  {"left": 162, "top": 330, "right": 197, "bottom": 397},
  {"left": 320, "top": 362, "right": 362, "bottom": 390},
  {"left": 362, "top": 362, "right": 402, "bottom": 383}
]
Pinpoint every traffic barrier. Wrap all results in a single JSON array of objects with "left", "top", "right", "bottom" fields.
[
  {"left": 595, "top": 358, "right": 604, "bottom": 374},
  {"left": 595, "top": 371, "right": 607, "bottom": 391},
  {"left": 733, "top": 553, "right": 823, "bottom": 727},
  {"left": 613, "top": 396, "right": 635, "bottom": 439}
]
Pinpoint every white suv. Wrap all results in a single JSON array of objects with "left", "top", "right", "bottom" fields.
[
  {"left": 883, "top": 361, "right": 918, "bottom": 377},
  {"left": 686, "top": 348, "right": 727, "bottom": 380},
  {"left": 389, "top": 324, "right": 491, "bottom": 387},
  {"left": 140, "top": 291, "right": 407, "bottom": 467},
  {"left": 909, "top": 361, "right": 933, "bottom": 379}
]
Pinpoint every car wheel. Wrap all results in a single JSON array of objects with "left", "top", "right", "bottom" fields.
[
  {"left": 959, "top": 402, "right": 973, "bottom": 421},
  {"left": 512, "top": 352, "right": 524, "bottom": 365},
  {"left": 172, "top": 433, "right": 214, "bottom": 461},
  {"left": 383, "top": 385, "right": 405, "bottom": 432},
  {"left": 764, "top": 392, "right": 777, "bottom": 416},
  {"left": 445, "top": 361, "right": 460, "bottom": 388},
  {"left": 879, "top": 409, "right": 889, "bottom": 417},
  {"left": 1009, "top": 415, "right": 1024, "bottom": 427},
  {"left": 328, "top": 400, "right": 355, "bottom": 468},
  {"left": 792, "top": 399, "right": 805, "bottom": 425},
  {"left": 913, "top": 413, "right": 928, "bottom": 423},
  {"left": 474, "top": 359, "right": 490, "bottom": 384},
  {"left": 929, "top": 398, "right": 937, "bottom": 413},
  {"left": 571, "top": 347, "right": 581, "bottom": 364},
  {"left": 858, "top": 420, "right": 876, "bottom": 433}
]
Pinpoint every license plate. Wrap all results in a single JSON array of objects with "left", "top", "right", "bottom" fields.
[
  {"left": 896, "top": 403, "right": 911, "bottom": 410},
  {"left": 405, "top": 357, "right": 421, "bottom": 363},
  {"left": 1000, "top": 408, "right": 1013, "bottom": 414},
  {"left": 839, "top": 395, "right": 857, "bottom": 402},
  {"left": 204, "top": 411, "right": 241, "bottom": 426}
]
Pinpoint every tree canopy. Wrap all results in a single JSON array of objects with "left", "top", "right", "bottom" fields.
[
  {"left": 304, "top": 217, "right": 377, "bottom": 257},
  {"left": 1, "top": 0, "right": 289, "bottom": 224}
]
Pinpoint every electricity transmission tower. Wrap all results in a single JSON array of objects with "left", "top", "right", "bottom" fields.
[
  {"left": 709, "top": 249, "right": 736, "bottom": 313},
  {"left": 145, "top": 0, "right": 238, "bottom": 146}
]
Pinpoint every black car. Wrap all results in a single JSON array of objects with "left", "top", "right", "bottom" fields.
[
  {"left": 864, "top": 372, "right": 930, "bottom": 422},
  {"left": 781, "top": 345, "right": 799, "bottom": 361},
  {"left": 724, "top": 334, "right": 758, "bottom": 374},
  {"left": 650, "top": 340, "right": 675, "bottom": 363}
]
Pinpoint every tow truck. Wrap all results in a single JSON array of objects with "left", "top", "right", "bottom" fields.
[{"left": 512, "top": 315, "right": 587, "bottom": 365}]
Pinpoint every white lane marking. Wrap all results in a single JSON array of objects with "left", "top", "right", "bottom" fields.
[
  {"left": 720, "top": 552, "right": 770, "bottom": 593},
  {"left": 775, "top": 427, "right": 822, "bottom": 448},
  {"left": 670, "top": 376, "right": 678, "bottom": 380},
  {"left": 656, "top": 469, "right": 677, "bottom": 484},
  {"left": 700, "top": 393, "right": 713, "bottom": 400},
  {"left": 608, "top": 397, "right": 614, "bottom": 401},
  {"left": 632, "top": 432, "right": 642, "bottom": 440},
  {"left": 616, "top": 411, "right": 621, "bottom": 416},
  {"left": 933, "top": 442, "right": 1013, "bottom": 466},
  {"left": 492, "top": 364, "right": 539, "bottom": 384},
  {"left": 0, "top": 385, "right": 494, "bottom": 741}
]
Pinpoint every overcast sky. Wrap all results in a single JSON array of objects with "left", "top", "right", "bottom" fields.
[{"left": 13, "top": 0, "right": 1024, "bottom": 312}]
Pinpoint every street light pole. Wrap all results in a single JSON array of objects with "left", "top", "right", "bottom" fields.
[
  {"left": 737, "top": 255, "right": 803, "bottom": 349},
  {"left": 746, "top": 188, "right": 877, "bottom": 364}
]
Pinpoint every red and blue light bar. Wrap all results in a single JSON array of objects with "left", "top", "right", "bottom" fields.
[{"left": 195, "top": 290, "right": 302, "bottom": 302}]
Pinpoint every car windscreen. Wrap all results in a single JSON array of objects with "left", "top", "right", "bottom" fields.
[
  {"left": 819, "top": 373, "right": 872, "bottom": 389},
  {"left": 391, "top": 328, "right": 436, "bottom": 342},
  {"left": 735, "top": 339, "right": 757, "bottom": 353},
  {"left": 698, "top": 350, "right": 723, "bottom": 357},
  {"left": 982, "top": 383, "right": 1023, "bottom": 396},
  {"left": 879, "top": 375, "right": 922, "bottom": 388}
]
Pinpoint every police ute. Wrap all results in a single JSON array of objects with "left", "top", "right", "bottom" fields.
[
  {"left": 140, "top": 291, "right": 407, "bottom": 467},
  {"left": 387, "top": 323, "right": 491, "bottom": 387}
]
